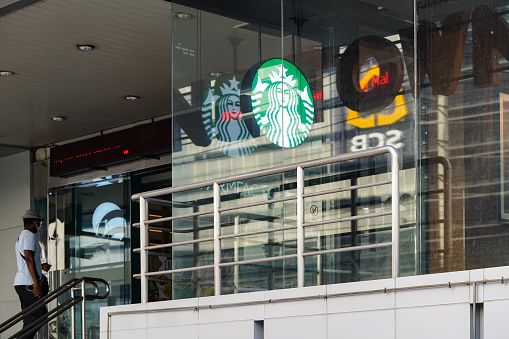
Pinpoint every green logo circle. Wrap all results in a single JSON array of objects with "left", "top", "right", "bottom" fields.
[
  {"left": 251, "top": 59, "right": 314, "bottom": 148},
  {"left": 202, "top": 73, "right": 257, "bottom": 157}
]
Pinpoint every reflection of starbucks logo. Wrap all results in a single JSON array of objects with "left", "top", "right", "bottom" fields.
[
  {"left": 251, "top": 59, "right": 314, "bottom": 148},
  {"left": 202, "top": 73, "right": 256, "bottom": 157}
]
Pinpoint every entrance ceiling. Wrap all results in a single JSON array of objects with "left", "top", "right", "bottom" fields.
[{"left": 0, "top": 0, "right": 173, "bottom": 155}]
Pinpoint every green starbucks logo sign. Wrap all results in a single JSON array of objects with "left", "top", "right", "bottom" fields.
[
  {"left": 202, "top": 73, "right": 257, "bottom": 157},
  {"left": 251, "top": 59, "right": 314, "bottom": 148}
]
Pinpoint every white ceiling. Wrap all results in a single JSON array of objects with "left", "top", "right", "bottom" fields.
[{"left": 0, "top": 0, "right": 172, "bottom": 154}]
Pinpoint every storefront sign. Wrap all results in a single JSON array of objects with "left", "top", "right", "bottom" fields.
[{"left": 249, "top": 59, "right": 315, "bottom": 148}]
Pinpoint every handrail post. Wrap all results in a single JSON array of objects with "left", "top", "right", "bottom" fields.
[
  {"left": 389, "top": 147, "right": 400, "bottom": 278},
  {"left": 81, "top": 281, "right": 86, "bottom": 339},
  {"left": 71, "top": 287, "right": 76, "bottom": 339},
  {"left": 140, "top": 197, "right": 149, "bottom": 303},
  {"left": 297, "top": 166, "right": 305, "bottom": 288},
  {"left": 213, "top": 182, "right": 222, "bottom": 296}
]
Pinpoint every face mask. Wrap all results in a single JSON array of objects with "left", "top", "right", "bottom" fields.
[{"left": 34, "top": 221, "right": 42, "bottom": 233}]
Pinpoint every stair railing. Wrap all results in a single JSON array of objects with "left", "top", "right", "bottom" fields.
[{"left": 0, "top": 277, "right": 109, "bottom": 339}]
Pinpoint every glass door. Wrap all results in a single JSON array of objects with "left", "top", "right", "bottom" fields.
[{"left": 47, "top": 175, "right": 130, "bottom": 339}]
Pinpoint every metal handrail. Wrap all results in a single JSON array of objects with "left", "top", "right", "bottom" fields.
[
  {"left": 0, "top": 277, "right": 109, "bottom": 339},
  {"left": 133, "top": 146, "right": 400, "bottom": 303}
]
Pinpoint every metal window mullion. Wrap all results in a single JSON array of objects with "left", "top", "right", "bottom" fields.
[
  {"left": 213, "top": 183, "right": 221, "bottom": 296},
  {"left": 297, "top": 166, "right": 305, "bottom": 288},
  {"left": 389, "top": 148, "right": 400, "bottom": 278},
  {"left": 140, "top": 197, "right": 149, "bottom": 303}
]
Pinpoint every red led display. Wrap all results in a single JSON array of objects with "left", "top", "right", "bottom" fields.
[{"left": 50, "top": 120, "right": 172, "bottom": 177}]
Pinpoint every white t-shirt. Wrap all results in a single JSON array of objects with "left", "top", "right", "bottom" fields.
[{"left": 14, "top": 229, "right": 42, "bottom": 286}]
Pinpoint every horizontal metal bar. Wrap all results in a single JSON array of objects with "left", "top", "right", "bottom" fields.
[
  {"left": 134, "top": 210, "right": 214, "bottom": 225},
  {"left": 133, "top": 264, "right": 215, "bottom": 278},
  {"left": 133, "top": 237, "right": 214, "bottom": 252},
  {"left": 303, "top": 211, "right": 392, "bottom": 228},
  {"left": 218, "top": 195, "right": 296, "bottom": 213},
  {"left": 302, "top": 242, "right": 393, "bottom": 257},
  {"left": 218, "top": 225, "right": 297, "bottom": 240},
  {"left": 218, "top": 254, "right": 298, "bottom": 267},
  {"left": 132, "top": 146, "right": 397, "bottom": 201},
  {"left": 146, "top": 197, "right": 206, "bottom": 208},
  {"left": 145, "top": 225, "right": 173, "bottom": 233},
  {"left": 145, "top": 197, "right": 173, "bottom": 206},
  {"left": 302, "top": 180, "right": 392, "bottom": 199}
]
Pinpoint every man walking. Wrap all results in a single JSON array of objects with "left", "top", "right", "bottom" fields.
[{"left": 14, "top": 209, "right": 48, "bottom": 339}]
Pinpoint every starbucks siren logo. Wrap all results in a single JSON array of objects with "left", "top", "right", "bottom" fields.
[
  {"left": 251, "top": 59, "right": 314, "bottom": 148},
  {"left": 202, "top": 74, "right": 257, "bottom": 157}
]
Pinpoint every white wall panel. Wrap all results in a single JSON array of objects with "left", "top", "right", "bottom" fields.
[
  {"left": 108, "top": 328, "right": 147, "bottom": 339},
  {"left": 147, "top": 308, "right": 199, "bottom": 328},
  {"left": 327, "top": 278, "right": 395, "bottom": 313},
  {"left": 263, "top": 286, "right": 326, "bottom": 318},
  {"left": 110, "top": 312, "right": 147, "bottom": 331},
  {"left": 148, "top": 325, "right": 199, "bottom": 339},
  {"left": 265, "top": 315, "right": 326, "bottom": 339},
  {"left": 484, "top": 299, "right": 509, "bottom": 339},
  {"left": 199, "top": 320, "right": 254, "bottom": 339},
  {"left": 396, "top": 304, "right": 470, "bottom": 339},
  {"left": 328, "top": 310, "right": 395, "bottom": 339}
]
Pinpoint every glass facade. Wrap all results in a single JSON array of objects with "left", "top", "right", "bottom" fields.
[
  {"left": 165, "top": 0, "right": 509, "bottom": 299},
  {"left": 416, "top": 1, "right": 509, "bottom": 273}
]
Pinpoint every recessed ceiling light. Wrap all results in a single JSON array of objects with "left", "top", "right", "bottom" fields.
[
  {"left": 123, "top": 95, "right": 140, "bottom": 100},
  {"left": 0, "top": 71, "right": 15, "bottom": 76},
  {"left": 76, "top": 44, "right": 95, "bottom": 51},
  {"left": 175, "top": 12, "right": 194, "bottom": 20},
  {"left": 51, "top": 116, "right": 66, "bottom": 122}
]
